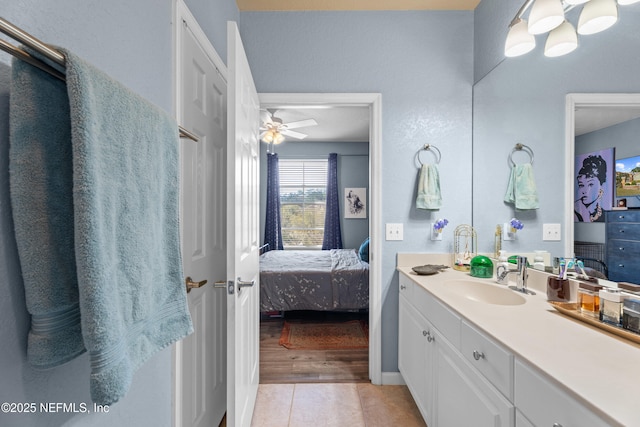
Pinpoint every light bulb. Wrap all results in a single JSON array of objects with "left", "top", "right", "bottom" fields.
[
  {"left": 273, "top": 132, "right": 285, "bottom": 145},
  {"left": 578, "top": 0, "right": 618, "bottom": 35},
  {"left": 544, "top": 21, "right": 578, "bottom": 57},
  {"left": 528, "top": 0, "right": 565, "bottom": 35},
  {"left": 505, "top": 19, "right": 536, "bottom": 57},
  {"left": 262, "top": 130, "right": 274, "bottom": 143}
]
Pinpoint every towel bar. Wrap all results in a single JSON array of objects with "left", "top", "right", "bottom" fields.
[
  {"left": 509, "top": 143, "right": 534, "bottom": 166},
  {"left": 417, "top": 143, "right": 441, "bottom": 165},
  {"left": 0, "top": 17, "right": 199, "bottom": 142}
]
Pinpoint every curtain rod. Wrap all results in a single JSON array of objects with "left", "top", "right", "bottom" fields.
[{"left": 0, "top": 17, "right": 199, "bottom": 142}]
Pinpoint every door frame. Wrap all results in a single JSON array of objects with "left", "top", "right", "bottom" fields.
[
  {"left": 172, "top": 2, "right": 229, "bottom": 426},
  {"left": 259, "top": 92, "right": 382, "bottom": 384}
]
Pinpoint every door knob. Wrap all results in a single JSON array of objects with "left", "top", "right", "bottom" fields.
[
  {"left": 185, "top": 276, "right": 208, "bottom": 293},
  {"left": 237, "top": 278, "right": 255, "bottom": 289}
]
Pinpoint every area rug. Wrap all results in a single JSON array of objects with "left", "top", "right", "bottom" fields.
[{"left": 279, "top": 320, "right": 369, "bottom": 350}]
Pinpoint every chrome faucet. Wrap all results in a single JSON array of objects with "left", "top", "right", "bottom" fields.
[{"left": 496, "top": 256, "right": 535, "bottom": 295}]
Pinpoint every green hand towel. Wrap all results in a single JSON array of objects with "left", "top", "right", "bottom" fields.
[
  {"left": 504, "top": 163, "right": 539, "bottom": 210},
  {"left": 416, "top": 164, "right": 442, "bottom": 210}
]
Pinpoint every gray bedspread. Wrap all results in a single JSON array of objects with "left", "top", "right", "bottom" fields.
[{"left": 259, "top": 249, "right": 369, "bottom": 312}]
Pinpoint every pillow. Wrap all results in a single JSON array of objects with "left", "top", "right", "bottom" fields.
[{"left": 358, "top": 237, "right": 370, "bottom": 263}]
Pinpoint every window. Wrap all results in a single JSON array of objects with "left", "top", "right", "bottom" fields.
[{"left": 279, "top": 159, "right": 328, "bottom": 248}]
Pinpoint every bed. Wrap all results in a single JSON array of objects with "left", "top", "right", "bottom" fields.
[{"left": 259, "top": 249, "right": 369, "bottom": 312}]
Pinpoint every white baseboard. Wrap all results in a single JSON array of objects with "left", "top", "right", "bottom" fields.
[{"left": 381, "top": 371, "right": 405, "bottom": 385}]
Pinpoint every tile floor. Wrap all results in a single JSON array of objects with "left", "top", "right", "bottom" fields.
[{"left": 250, "top": 383, "right": 426, "bottom": 427}]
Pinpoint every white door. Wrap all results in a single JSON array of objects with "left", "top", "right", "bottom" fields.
[
  {"left": 226, "top": 21, "right": 261, "bottom": 427},
  {"left": 176, "top": 8, "right": 228, "bottom": 427}
]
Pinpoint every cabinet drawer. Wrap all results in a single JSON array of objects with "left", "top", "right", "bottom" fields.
[
  {"left": 515, "top": 360, "right": 611, "bottom": 427},
  {"left": 427, "top": 294, "right": 461, "bottom": 349},
  {"left": 607, "top": 239, "right": 640, "bottom": 257},
  {"left": 461, "top": 321, "right": 514, "bottom": 400},
  {"left": 606, "top": 223, "right": 640, "bottom": 240},
  {"left": 399, "top": 274, "right": 414, "bottom": 301},
  {"left": 607, "top": 210, "right": 640, "bottom": 223}
]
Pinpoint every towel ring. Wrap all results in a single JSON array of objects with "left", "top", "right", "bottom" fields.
[
  {"left": 417, "top": 144, "right": 441, "bottom": 166},
  {"left": 508, "top": 143, "right": 534, "bottom": 166}
]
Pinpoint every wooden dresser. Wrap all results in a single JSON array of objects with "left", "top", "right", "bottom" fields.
[{"left": 606, "top": 210, "right": 640, "bottom": 283}]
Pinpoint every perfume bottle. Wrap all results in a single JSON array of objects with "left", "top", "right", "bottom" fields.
[
  {"left": 577, "top": 282, "right": 604, "bottom": 318},
  {"left": 599, "top": 288, "right": 625, "bottom": 326}
]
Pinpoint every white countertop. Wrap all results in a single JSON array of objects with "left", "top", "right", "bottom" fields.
[{"left": 397, "top": 254, "right": 640, "bottom": 427}]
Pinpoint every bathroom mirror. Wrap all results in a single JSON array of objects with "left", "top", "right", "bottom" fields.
[{"left": 565, "top": 93, "right": 640, "bottom": 267}]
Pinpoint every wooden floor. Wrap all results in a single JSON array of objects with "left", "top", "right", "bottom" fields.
[{"left": 259, "top": 311, "right": 369, "bottom": 384}]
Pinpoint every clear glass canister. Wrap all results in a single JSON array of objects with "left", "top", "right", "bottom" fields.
[
  {"left": 623, "top": 298, "right": 640, "bottom": 334},
  {"left": 599, "top": 288, "right": 625, "bottom": 326},
  {"left": 577, "top": 282, "right": 604, "bottom": 318}
]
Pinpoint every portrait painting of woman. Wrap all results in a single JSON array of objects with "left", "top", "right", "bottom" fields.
[{"left": 574, "top": 148, "right": 614, "bottom": 222}]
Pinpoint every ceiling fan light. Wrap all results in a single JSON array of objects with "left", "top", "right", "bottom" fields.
[
  {"left": 505, "top": 19, "right": 536, "bottom": 57},
  {"left": 617, "top": 0, "right": 640, "bottom": 4},
  {"left": 528, "top": 0, "right": 565, "bottom": 35},
  {"left": 262, "top": 130, "right": 275, "bottom": 143},
  {"left": 578, "top": 0, "right": 618, "bottom": 35},
  {"left": 544, "top": 21, "right": 578, "bottom": 57},
  {"left": 565, "top": 0, "right": 590, "bottom": 4},
  {"left": 273, "top": 132, "right": 285, "bottom": 145}
]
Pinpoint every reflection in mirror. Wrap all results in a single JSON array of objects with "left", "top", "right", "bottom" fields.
[{"left": 565, "top": 93, "right": 640, "bottom": 279}]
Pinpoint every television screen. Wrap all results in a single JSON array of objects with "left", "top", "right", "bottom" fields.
[{"left": 615, "top": 155, "right": 640, "bottom": 197}]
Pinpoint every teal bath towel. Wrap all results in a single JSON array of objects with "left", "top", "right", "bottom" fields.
[
  {"left": 416, "top": 164, "right": 442, "bottom": 209},
  {"left": 504, "top": 163, "right": 539, "bottom": 210},
  {"left": 10, "top": 48, "right": 193, "bottom": 405}
]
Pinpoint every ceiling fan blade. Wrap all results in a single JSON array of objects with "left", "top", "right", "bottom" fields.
[
  {"left": 280, "top": 129, "right": 308, "bottom": 139},
  {"left": 260, "top": 110, "right": 273, "bottom": 124},
  {"left": 282, "top": 118, "right": 318, "bottom": 130}
]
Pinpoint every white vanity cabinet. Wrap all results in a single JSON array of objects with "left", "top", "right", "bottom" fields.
[
  {"left": 514, "top": 360, "right": 611, "bottom": 427},
  {"left": 398, "top": 282, "right": 435, "bottom": 425},
  {"left": 398, "top": 274, "right": 514, "bottom": 427}
]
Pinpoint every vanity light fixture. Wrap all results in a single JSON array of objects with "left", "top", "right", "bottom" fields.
[
  {"left": 544, "top": 21, "right": 578, "bottom": 56},
  {"left": 577, "top": 0, "right": 618, "bottom": 34},
  {"left": 505, "top": 0, "right": 630, "bottom": 58}
]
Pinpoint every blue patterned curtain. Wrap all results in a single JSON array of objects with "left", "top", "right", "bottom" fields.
[
  {"left": 264, "top": 153, "right": 283, "bottom": 251},
  {"left": 322, "top": 153, "right": 343, "bottom": 250}
]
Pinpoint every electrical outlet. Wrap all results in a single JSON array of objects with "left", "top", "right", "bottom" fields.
[
  {"left": 385, "top": 223, "right": 403, "bottom": 241},
  {"left": 543, "top": 223, "right": 561, "bottom": 241}
]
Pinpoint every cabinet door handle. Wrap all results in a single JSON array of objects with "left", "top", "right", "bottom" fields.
[
  {"left": 422, "top": 330, "right": 434, "bottom": 342},
  {"left": 618, "top": 264, "right": 625, "bottom": 268},
  {"left": 553, "top": 423, "right": 563, "bottom": 427},
  {"left": 619, "top": 247, "right": 625, "bottom": 251},
  {"left": 400, "top": 284, "right": 406, "bottom": 290},
  {"left": 472, "top": 350, "right": 485, "bottom": 361}
]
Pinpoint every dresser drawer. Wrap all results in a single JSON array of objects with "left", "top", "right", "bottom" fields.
[
  {"left": 607, "top": 239, "right": 640, "bottom": 257},
  {"left": 605, "top": 254, "right": 640, "bottom": 283},
  {"left": 607, "top": 210, "right": 640, "bottom": 223},
  {"left": 606, "top": 222, "right": 640, "bottom": 240},
  {"left": 461, "top": 321, "right": 513, "bottom": 400}
]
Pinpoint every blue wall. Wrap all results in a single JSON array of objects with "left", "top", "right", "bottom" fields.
[
  {"left": 240, "top": 11, "right": 474, "bottom": 373},
  {"left": 472, "top": 1, "right": 640, "bottom": 256},
  {"left": 0, "top": 0, "right": 238, "bottom": 426},
  {"left": 259, "top": 141, "right": 370, "bottom": 251}
]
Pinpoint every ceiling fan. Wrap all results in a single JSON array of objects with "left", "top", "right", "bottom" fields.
[{"left": 260, "top": 109, "right": 318, "bottom": 145}]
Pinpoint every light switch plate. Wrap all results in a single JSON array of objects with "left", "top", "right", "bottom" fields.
[
  {"left": 385, "top": 223, "right": 403, "bottom": 241},
  {"left": 543, "top": 223, "right": 561, "bottom": 241}
]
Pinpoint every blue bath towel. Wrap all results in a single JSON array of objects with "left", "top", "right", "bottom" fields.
[
  {"left": 10, "top": 48, "right": 193, "bottom": 405},
  {"left": 416, "top": 164, "right": 442, "bottom": 209},
  {"left": 504, "top": 163, "right": 539, "bottom": 210}
]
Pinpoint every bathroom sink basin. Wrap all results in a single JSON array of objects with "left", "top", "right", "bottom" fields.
[{"left": 444, "top": 279, "right": 526, "bottom": 306}]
